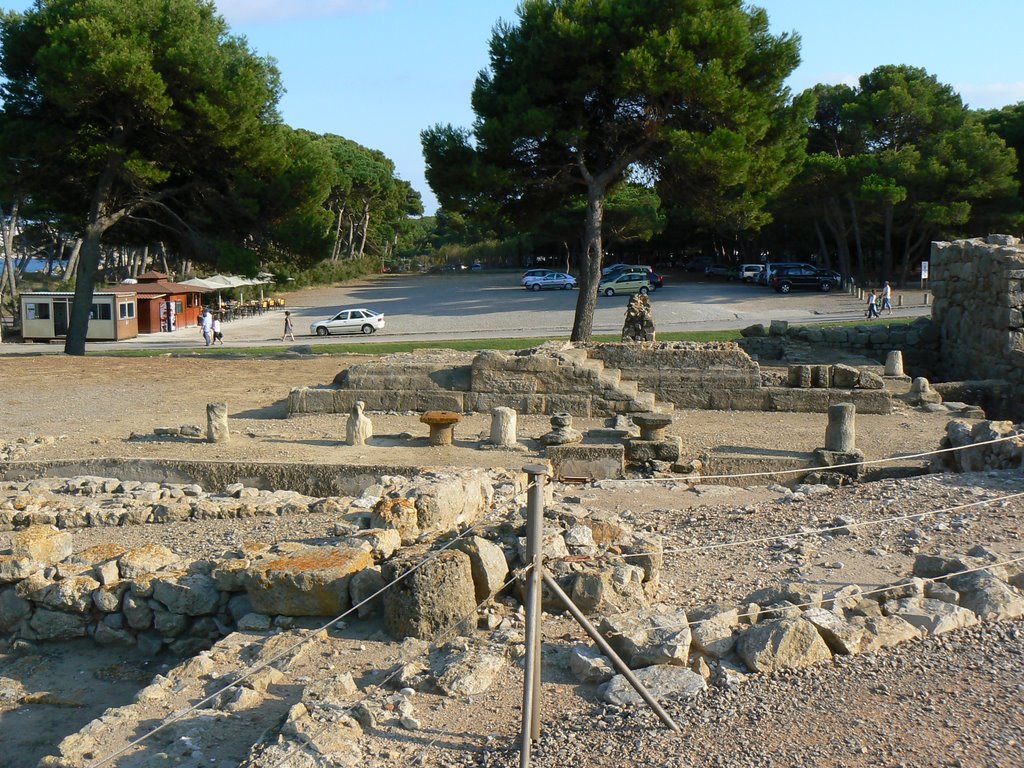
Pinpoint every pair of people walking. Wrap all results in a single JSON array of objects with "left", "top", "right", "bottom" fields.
[
  {"left": 199, "top": 308, "right": 225, "bottom": 345},
  {"left": 866, "top": 281, "right": 893, "bottom": 319}
]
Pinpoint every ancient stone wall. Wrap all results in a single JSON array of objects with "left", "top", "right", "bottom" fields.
[
  {"left": 738, "top": 317, "right": 941, "bottom": 376},
  {"left": 930, "top": 235, "right": 1024, "bottom": 418}
]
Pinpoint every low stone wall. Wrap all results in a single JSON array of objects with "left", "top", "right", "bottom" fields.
[
  {"left": 738, "top": 317, "right": 941, "bottom": 376},
  {"left": 0, "top": 458, "right": 419, "bottom": 498}
]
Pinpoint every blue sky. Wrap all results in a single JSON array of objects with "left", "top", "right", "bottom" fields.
[{"left": 5, "top": 1, "right": 1024, "bottom": 214}]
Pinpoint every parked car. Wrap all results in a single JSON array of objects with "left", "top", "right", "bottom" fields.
[
  {"left": 521, "top": 268, "right": 557, "bottom": 282},
  {"left": 759, "top": 261, "right": 816, "bottom": 285},
  {"left": 310, "top": 308, "right": 385, "bottom": 336},
  {"left": 770, "top": 266, "right": 840, "bottom": 294},
  {"left": 731, "top": 263, "right": 765, "bottom": 282},
  {"left": 601, "top": 262, "right": 633, "bottom": 276},
  {"left": 598, "top": 271, "right": 651, "bottom": 296},
  {"left": 705, "top": 264, "right": 732, "bottom": 278},
  {"left": 523, "top": 271, "right": 577, "bottom": 291},
  {"left": 603, "top": 264, "right": 664, "bottom": 290}
]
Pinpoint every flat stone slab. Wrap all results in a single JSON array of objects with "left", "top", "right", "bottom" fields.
[{"left": 546, "top": 444, "right": 625, "bottom": 480}]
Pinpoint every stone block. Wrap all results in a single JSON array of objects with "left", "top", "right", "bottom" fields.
[
  {"left": 8, "top": 525, "right": 72, "bottom": 563},
  {"left": 737, "top": 618, "right": 832, "bottom": 672},
  {"left": 382, "top": 549, "right": 477, "bottom": 640},
  {"left": 457, "top": 536, "right": 510, "bottom": 602},
  {"left": 242, "top": 546, "right": 373, "bottom": 616},
  {"left": 624, "top": 436, "right": 682, "bottom": 463},
  {"left": 546, "top": 444, "right": 625, "bottom": 480}
]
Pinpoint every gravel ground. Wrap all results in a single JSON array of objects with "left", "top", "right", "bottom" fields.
[{"left": 1, "top": 351, "right": 1022, "bottom": 768}]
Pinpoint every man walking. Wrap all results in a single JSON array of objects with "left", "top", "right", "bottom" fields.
[
  {"left": 880, "top": 281, "right": 893, "bottom": 315},
  {"left": 200, "top": 308, "right": 213, "bottom": 346}
]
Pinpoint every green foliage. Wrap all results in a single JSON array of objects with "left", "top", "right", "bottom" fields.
[
  {"left": 423, "top": 0, "right": 804, "bottom": 341},
  {"left": 266, "top": 255, "right": 382, "bottom": 291}
]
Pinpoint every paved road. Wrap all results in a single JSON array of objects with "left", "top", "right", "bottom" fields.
[{"left": 0, "top": 270, "right": 930, "bottom": 353}]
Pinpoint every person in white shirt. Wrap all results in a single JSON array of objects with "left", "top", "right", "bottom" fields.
[
  {"left": 212, "top": 315, "right": 223, "bottom": 345},
  {"left": 880, "top": 281, "right": 893, "bottom": 315},
  {"left": 200, "top": 309, "right": 213, "bottom": 346}
]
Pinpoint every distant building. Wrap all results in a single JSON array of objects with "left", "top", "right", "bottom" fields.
[{"left": 18, "top": 272, "right": 209, "bottom": 343}]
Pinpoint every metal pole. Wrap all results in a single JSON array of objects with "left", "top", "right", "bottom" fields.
[
  {"left": 541, "top": 571, "right": 681, "bottom": 732},
  {"left": 519, "top": 463, "right": 550, "bottom": 768}
]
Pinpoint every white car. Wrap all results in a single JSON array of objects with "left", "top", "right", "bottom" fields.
[
  {"left": 309, "top": 308, "right": 385, "bottom": 336},
  {"left": 522, "top": 272, "right": 577, "bottom": 291}
]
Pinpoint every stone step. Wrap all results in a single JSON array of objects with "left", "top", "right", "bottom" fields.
[{"left": 616, "top": 379, "right": 639, "bottom": 396}]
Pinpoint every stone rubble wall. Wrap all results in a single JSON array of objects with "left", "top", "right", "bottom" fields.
[
  {"left": 930, "top": 235, "right": 1024, "bottom": 419},
  {"left": 0, "top": 469, "right": 518, "bottom": 653},
  {"left": 576, "top": 546, "right": 1024, "bottom": 707}
]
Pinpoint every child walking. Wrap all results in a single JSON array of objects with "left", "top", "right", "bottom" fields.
[{"left": 867, "top": 290, "right": 880, "bottom": 319}]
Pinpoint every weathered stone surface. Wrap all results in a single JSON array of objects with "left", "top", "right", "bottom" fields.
[
  {"left": 832, "top": 364, "right": 860, "bottom": 389},
  {"left": 29, "top": 607, "right": 90, "bottom": 640},
  {"left": 434, "top": 647, "right": 506, "bottom": 696},
  {"left": 736, "top": 618, "right": 832, "bottom": 673},
  {"left": 243, "top": 546, "right": 373, "bottom": 617},
  {"left": 8, "top": 525, "right": 72, "bottom": 562},
  {"left": 571, "top": 565, "right": 647, "bottom": 616},
  {"left": 349, "top": 567, "right": 385, "bottom": 618},
  {"left": 569, "top": 644, "right": 615, "bottom": 684},
  {"left": 885, "top": 350, "right": 905, "bottom": 377},
  {"left": 382, "top": 549, "right": 477, "bottom": 640},
  {"left": 688, "top": 604, "right": 739, "bottom": 658},
  {"left": 206, "top": 402, "right": 230, "bottom": 443},
  {"left": 0, "top": 586, "right": 32, "bottom": 630},
  {"left": 118, "top": 544, "right": 182, "bottom": 579},
  {"left": 802, "top": 607, "right": 864, "bottom": 655},
  {"left": 488, "top": 406, "right": 519, "bottom": 448},
  {"left": 151, "top": 573, "right": 220, "bottom": 616},
  {"left": 858, "top": 370, "right": 885, "bottom": 390},
  {"left": 599, "top": 665, "right": 706, "bottom": 706},
  {"left": 599, "top": 608, "right": 691, "bottom": 667},
  {"left": 855, "top": 615, "right": 922, "bottom": 651},
  {"left": 625, "top": 436, "right": 682, "bottom": 463},
  {"left": 39, "top": 576, "right": 99, "bottom": 613},
  {"left": 546, "top": 444, "right": 625, "bottom": 480},
  {"left": 370, "top": 497, "right": 419, "bottom": 545},
  {"left": 0, "top": 556, "right": 39, "bottom": 583},
  {"left": 954, "top": 575, "right": 1024, "bottom": 620},
  {"left": 346, "top": 400, "right": 373, "bottom": 446},
  {"left": 824, "top": 402, "right": 856, "bottom": 452},
  {"left": 457, "top": 536, "right": 509, "bottom": 602},
  {"left": 886, "top": 597, "right": 979, "bottom": 636}
]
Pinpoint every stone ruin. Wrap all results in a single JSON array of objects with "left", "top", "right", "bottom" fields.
[
  {"left": 288, "top": 341, "right": 896, "bottom": 419},
  {"left": 621, "top": 293, "right": 655, "bottom": 341}
]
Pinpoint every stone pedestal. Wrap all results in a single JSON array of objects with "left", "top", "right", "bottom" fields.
[
  {"left": 625, "top": 436, "right": 682, "bottom": 463},
  {"left": 884, "top": 350, "right": 905, "bottom": 377},
  {"left": 632, "top": 412, "right": 673, "bottom": 441},
  {"left": 540, "top": 412, "right": 583, "bottom": 446},
  {"left": 206, "top": 402, "right": 229, "bottom": 443},
  {"left": 420, "top": 410, "right": 461, "bottom": 446},
  {"left": 824, "top": 402, "right": 856, "bottom": 452},
  {"left": 489, "top": 406, "right": 518, "bottom": 448},
  {"left": 346, "top": 400, "right": 373, "bottom": 446}
]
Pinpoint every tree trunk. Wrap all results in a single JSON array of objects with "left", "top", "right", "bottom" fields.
[
  {"left": 63, "top": 238, "right": 83, "bottom": 282},
  {"left": 571, "top": 181, "right": 605, "bottom": 342},
  {"left": 358, "top": 203, "right": 370, "bottom": 258},
  {"left": 65, "top": 222, "right": 105, "bottom": 355},
  {"left": 330, "top": 204, "right": 345, "bottom": 261},
  {"left": 881, "top": 202, "right": 894, "bottom": 284},
  {"left": 0, "top": 200, "right": 21, "bottom": 319}
]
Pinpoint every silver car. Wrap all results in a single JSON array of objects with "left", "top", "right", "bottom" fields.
[{"left": 309, "top": 308, "right": 385, "bottom": 336}]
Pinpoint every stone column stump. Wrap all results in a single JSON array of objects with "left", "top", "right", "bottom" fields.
[
  {"left": 420, "top": 410, "right": 461, "bottom": 446},
  {"left": 489, "top": 406, "right": 519, "bottom": 449},
  {"left": 632, "top": 412, "right": 673, "bottom": 441},
  {"left": 884, "top": 350, "right": 905, "bottom": 377},
  {"left": 206, "top": 402, "right": 229, "bottom": 443},
  {"left": 824, "top": 402, "right": 856, "bottom": 452}
]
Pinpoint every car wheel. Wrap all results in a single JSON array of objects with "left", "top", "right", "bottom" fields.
[
  {"left": 638, "top": 286, "right": 649, "bottom": 295},
  {"left": 361, "top": 324, "right": 374, "bottom": 335},
  {"left": 820, "top": 282, "right": 832, "bottom": 292},
  {"left": 531, "top": 283, "right": 541, "bottom": 292},
  {"left": 779, "top": 283, "right": 791, "bottom": 294},
  {"left": 604, "top": 288, "right": 615, "bottom": 296},
  {"left": 315, "top": 327, "right": 329, "bottom": 336},
  {"left": 561, "top": 283, "right": 570, "bottom": 290}
]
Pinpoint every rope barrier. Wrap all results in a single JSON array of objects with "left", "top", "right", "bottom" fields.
[
  {"left": 599, "top": 431, "right": 1023, "bottom": 485},
  {"left": 608, "top": 490, "right": 1024, "bottom": 562},
  {"left": 86, "top": 481, "right": 533, "bottom": 768}
]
